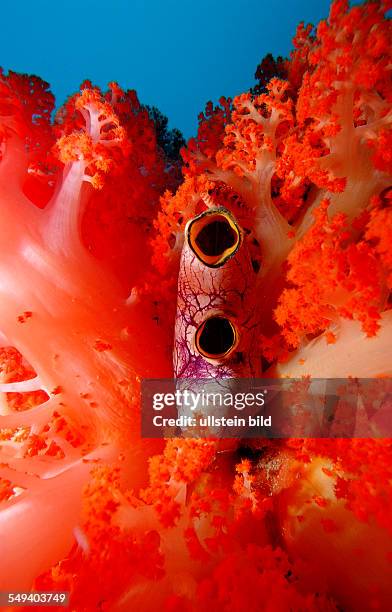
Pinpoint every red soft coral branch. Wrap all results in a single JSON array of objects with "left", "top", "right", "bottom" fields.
[{"left": 0, "top": 74, "right": 171, "bottom": 591}]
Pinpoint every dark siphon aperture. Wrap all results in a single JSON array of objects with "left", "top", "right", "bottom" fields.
[
  {"left": 195, "top": 218, "right": 237, "bottom": 257},
  {"left": 196, "top": 316, "right": 236, "bottom": 358}
]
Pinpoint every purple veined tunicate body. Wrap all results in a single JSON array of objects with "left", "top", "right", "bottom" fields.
[{"left": 173, "top": 206, "right": 262, "bottom": 434}]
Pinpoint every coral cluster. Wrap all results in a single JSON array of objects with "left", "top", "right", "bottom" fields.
[{"left": 0, "top": 1, "right": 391, "bottom": 610}]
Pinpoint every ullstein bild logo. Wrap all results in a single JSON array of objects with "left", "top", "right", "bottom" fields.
[{"left": 141, "top": 378, "right": 392, "bottom": 439}]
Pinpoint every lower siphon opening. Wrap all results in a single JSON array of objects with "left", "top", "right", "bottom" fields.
[{"left": 195, "top": 316, "right": 237, "bottom": 359}]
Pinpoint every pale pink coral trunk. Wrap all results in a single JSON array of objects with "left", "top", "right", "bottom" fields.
[{"left": 0, "top": 134, "right": 163, "bottom": 587}]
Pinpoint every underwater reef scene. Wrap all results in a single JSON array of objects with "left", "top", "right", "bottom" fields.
[{"left": 0, "top": 0, "right": 392, "bottom": 609}]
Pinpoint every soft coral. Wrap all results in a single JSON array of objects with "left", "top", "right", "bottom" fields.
[{"left": 0, "top": 74, "right": 170, "bottom": 590}]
